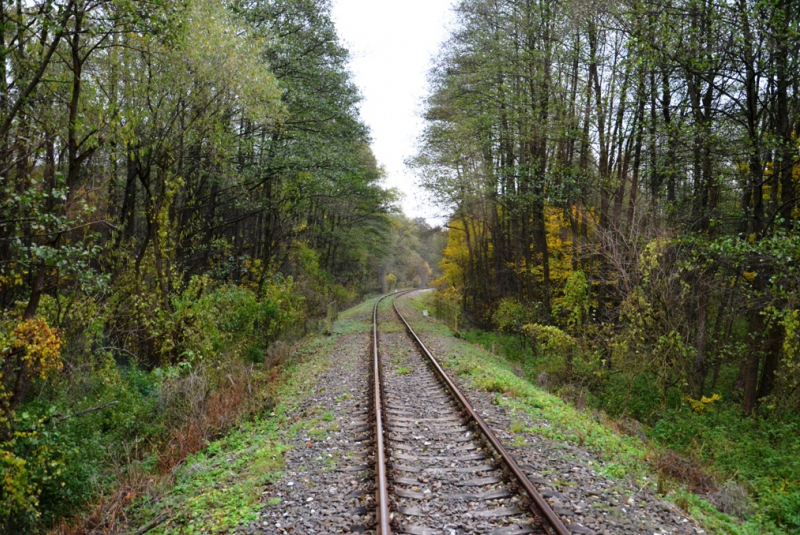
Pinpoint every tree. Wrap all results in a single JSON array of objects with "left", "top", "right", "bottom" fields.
[{"left": 416, "top": 0, "right": 800, "bottom": 415}]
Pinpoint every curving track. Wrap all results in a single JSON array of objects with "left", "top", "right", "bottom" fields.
[{"left": 370, "top": 290, "right": 570, "bottom": 535}]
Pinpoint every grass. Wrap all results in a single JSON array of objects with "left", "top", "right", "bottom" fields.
[
  {"left": 510, "top": 419, "right": 525, "bottom": 433},
  {"left": 396, "top": 292, "right": 792, "bottom": 535},
  {"left": 397, "top": 294, "right": 649, "bottom": 480},
  {"left": 125, "top": 295, "right": 381, "bottom": 534}
]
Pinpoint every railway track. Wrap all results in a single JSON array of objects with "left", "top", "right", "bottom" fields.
[{"left": 371, "top": 290, "right": 570, "bottom": 535}]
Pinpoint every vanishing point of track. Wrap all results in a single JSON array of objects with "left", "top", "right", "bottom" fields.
[{"left": 371, "top": 290, "right": 570, "bottom": 535}]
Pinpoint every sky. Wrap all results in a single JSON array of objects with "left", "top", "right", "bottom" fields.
[{"left": 330, "top": 0, "right": 456, "bottom": 221}]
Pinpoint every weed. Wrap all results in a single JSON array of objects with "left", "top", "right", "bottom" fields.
[
  {"left": 307, "top": 428, "right": 326, "bottom": 438},
  {"left": 654, "top": 452, "right": 715, "bottom": 495},
  {"left": 96, "top": 329, "right": 343, "bottom": 534}
]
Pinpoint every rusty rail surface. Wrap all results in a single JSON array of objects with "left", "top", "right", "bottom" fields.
[
  {"left": 372, "top": 289, "right": 420, "bottom": 533},
  {"left": 372, "top": 294, "right": 392, "bottom": 534},
  {"left": 390, "top": 292, "right": 571, "bottom": 535}
]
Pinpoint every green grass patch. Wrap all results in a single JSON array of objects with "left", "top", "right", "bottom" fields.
[
  {"left": 126, "top": 303, "right": 368, "bottom": 534},
  {"left": 400, "top": 293, "right": 648, "bottom": 480},
  {"left": 398, "top": 292, "right": 792, "bottom": 535}
]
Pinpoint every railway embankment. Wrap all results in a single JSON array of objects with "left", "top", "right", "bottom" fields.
[{"left": 124, "top": 294, "right": 745, "bottom": 534}]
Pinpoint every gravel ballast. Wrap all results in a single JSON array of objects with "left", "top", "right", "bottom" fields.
[
  {"left": 246, "top": 294, "right": 707, "bottom": 534},
  {"left": 395, "top": 292, "right": 706, "bottom": 535},
  {"left": 247, "top": 325, "right": 377, "bottom": 534}
]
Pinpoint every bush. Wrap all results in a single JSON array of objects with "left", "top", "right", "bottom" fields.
[
  {"left": 0, "top": 271, "right": 305, "bottom": 532},
  {"left": 765, "top": 490, "right": 800, "bottom": 530},
  {"left": 493, "top": 298, "right": 528, "bottom": 334},
  {"left": 553, "top": 270, "right": 590, "bottom": 330},
  {"left": 649, "top": 405, "right": 800, "bottom": 531},
  {"left": 165, "top": 275, "right": 302, "bottom": 366},
  {"left": 522, "top": 323, "right": 579, "bottom": 378}
]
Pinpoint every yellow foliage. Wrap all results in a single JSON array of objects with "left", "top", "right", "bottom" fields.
[
  {"left": 0, "top": 318, "right": 63, "bottom": 426},
  {"left": 436, "top": 207, "right": 597, "bottom": 303},
  {"left": 686, "top": 393, "right": 722, "bottom": 414},
  {"left": 542, "top": 206, "right": 595, "bottom": 291},
  {"left": 433, "top": 219, "right": 474, "bottom": 290},
  {"left": 2, "top": 318, "right": 63, "bottom": 380},
  {"left": 545, "top": 207, "right": 574, "bottom": 285},
  {"left": 783, "top": 309, "right": 799, "bottom": 360}
]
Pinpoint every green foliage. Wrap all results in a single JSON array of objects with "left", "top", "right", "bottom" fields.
[
  {"left": 651, "top": 408, "right": 800, "bottom": 531},
  {"left": 168, "top": 275, "right": 302, "bottom": 364},
  {"left": 0, "top": 359, "right": 162, "bottom": 530},
  {"left": 384, "top": 273, "right": 397, "bottom": 292},
  {"left": 522, "top": 323, "right": 579, "bottom": 377},
  {"left": 493, "top": 298, "right": 528, "bottom": 334},
  {"left": 555, "top": 270, "right": 590, "bottom": 330}
]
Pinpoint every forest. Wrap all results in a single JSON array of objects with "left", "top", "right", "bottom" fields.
[
  {"left": 2, "top": 0, "right": 799, "bottom": 531},
  {"left": 0, "top": 0, "right": 445, "bottom": 531},
  {"left": 413, "top": 0, "right": 800, "bottom": 530}
]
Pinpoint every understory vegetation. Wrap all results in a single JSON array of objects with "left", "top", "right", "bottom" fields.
[
  {"left": 414, "top": 0, "right": 800, "bottom": 531},
  {"left": 460, "top": 325, "right": 800, "bottom": 533},
  {"left": 406, "top": 292, "right": 798, "bottom": 534}
]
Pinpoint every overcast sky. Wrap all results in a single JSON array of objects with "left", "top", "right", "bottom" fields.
[{"left": 330, "top": 0, "right": 456, "bottom": 221}]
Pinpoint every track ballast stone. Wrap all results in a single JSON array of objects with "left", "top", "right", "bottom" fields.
[
  {"left": 379, "top": 302, "right": 544, "bottom": 534},
  {"left": 246, "top": 329, "right": 377, "bottom": 534},
  {"left": 245, "top": 293, "right": 706, "bottom": 535},
  {"left": 395, "top": 292, "right": 706, "bottom": 535}
]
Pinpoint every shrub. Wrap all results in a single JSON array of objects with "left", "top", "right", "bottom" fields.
[
  {"left": 0, "top": 317, "right": 63, "bottom": 432},
  {"left": 493, "top": 298, "right": 528, "bottom": 334},
  {"left": 384, "top": 273, "right": 397, "bottom": 292},
  {"left": 158, "top": 275, "right": 302, "bottom": 367},
  {"left": 522, "top": 323, "right": 579, "bottom": 378},
  {"left": 765, "top": 490, "right": 800, "bottom": 530},
  {"left": 553, "top": 270, "right": 590, "bottom": 330}
]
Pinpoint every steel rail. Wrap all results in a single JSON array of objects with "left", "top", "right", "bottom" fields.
[
  {"left": 391, "top": 293, "right": 571, "bottom": 535},
  {"left": 372, "top": 294, "right": 392, "bottom": 534},
  {"left": 373, "top": 289, "right": 423, "bottom": 533}
]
